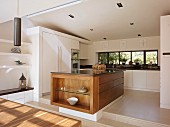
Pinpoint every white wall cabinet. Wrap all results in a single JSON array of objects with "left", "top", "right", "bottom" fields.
[
  {"left": 80, "top": 43, "right": 88, "bottom": 59},
  {"left": 27, "top": 26, "right": 84, "bottom": 101}
]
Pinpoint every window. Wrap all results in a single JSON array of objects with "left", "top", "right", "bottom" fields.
[
  {"left": 98, "top": 50, "right": 158, "bottom": 65},
  {"left": 146, "top": 51, "right": 158, "bottom": 64},
  {"left": 120, "top": 52, "right": 131, "bottom": 64},
  {"left": 98, "top": 53, "right": 108, "bottom": 64},
  {"left": 109, "top": 52, "right": 119, "bottom": 64},
  {"left": 132, "top": 51, "right": 144, "bottom": 64}
]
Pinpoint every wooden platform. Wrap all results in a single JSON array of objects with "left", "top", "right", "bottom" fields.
[{"left": 0, "top": 98, "right": 81, "bottom": 127}]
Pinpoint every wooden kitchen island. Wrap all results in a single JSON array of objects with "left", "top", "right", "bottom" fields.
[{"left": 51, "top": 69, "right": 124, "bottom": 114}]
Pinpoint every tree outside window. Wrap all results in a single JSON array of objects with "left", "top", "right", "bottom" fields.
[
  {"left": 132, "top": 51, "right": 144, "bottom": 64},
  {"left": 98, "top": 53, "right": 108, "bottom": 64},
  {"left": 109, "top": 52, "right": 119, "bottom": 64},
  {"left": 120, "top": 52, "right": 131, "bottom": 64},
  {"left": 146, "top": 51, "right": 157, "bottom": 64}
]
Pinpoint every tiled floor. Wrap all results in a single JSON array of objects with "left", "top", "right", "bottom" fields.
[
  {"left": 42, "top": 94, "right": 50, "bottom": 99},
  {"left": 104, "top": 89, "right": 170, "bottom": 125}
]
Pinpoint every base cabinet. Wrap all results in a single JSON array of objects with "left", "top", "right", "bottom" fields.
[
  {"left": 124, "top": 70, "right": 133, "bottom": 88},
  {"left": 133, "top": 70, "right": 147, "bottom": 89},
  {"left": 146, "top": 71, "right": 160, "bottom": 90},
  {"left": 0, "top": 90, "right": 33, "bottom": 104},
  {"left": 124, "top": 70, "right": 160, "bottom": 92}
]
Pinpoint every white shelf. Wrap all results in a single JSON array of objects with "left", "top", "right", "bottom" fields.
[
  {"left": 0, "top": 65, "right": 30, "bottom": 69},
  {"left": 0, "top": 39, "right": 31, "bottom": 46},
  {"left": 0, "top": 52, "right": 31, "bottom": 57}
]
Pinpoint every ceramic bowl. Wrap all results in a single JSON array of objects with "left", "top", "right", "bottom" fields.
[{"left": 67, "top": 97, "right": 78, "bottom": 105}]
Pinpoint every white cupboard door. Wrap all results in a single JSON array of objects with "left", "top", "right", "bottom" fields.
[
  {"left": 133, "top": 70, "right": 146, "bottom": 89},
  {"left": 160, "top": 57, "right": 170, "bottom": 107},
  {"left": 80, "top": 43, "right": 88, "bottom": 59},
  {"left": 146, "top": 71, "right": 160, "bottom": 91},
  {"left": 42, "top": 32, "right": 59, "bottom": 94},
  {"left": 124, "top": 70, "right": 133, "bottom": 88},
  {"left": 57, "top": 36, "right": 79, "bottom": 72}
]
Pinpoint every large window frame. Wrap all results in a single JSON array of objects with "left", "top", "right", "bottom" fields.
[{"left": 98, "top": 50, "right": 158, "bottom": 65}]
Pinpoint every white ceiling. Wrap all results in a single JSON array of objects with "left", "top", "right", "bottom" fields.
[{"left": 2, "top": 0, "right": 170, "bottom": 41}]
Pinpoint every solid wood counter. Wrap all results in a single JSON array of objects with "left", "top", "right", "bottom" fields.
[{"left": 51, "top": 70, "right": 124, "bottom": 114}]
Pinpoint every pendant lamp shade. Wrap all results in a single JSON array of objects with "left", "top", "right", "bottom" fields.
[{"left": 14, "top": 17, "right": 21, "bottom": 46}]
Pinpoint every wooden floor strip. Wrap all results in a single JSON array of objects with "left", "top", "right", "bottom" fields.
[{"left": 0, "top": 99, "right": 81, "bottom": 127}]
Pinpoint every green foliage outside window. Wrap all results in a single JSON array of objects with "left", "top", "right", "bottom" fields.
[
  {"left": 109, "top": 53, "right": 119, "bottom": 64},
  {"left": 98, "top": 50, "right": 158, "bottom": 65},
  {"left": 146, "top": 51, "right": 157, "bottom": 64},
  {"left": 98, "top": 53, "right": 108, "bottom": 64}
]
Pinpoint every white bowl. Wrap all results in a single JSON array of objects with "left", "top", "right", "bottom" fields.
[{"left": 67, "top": 97, "right": 78, "bottom": 105}]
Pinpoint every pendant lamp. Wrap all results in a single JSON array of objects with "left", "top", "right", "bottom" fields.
[{"left": 14, "top": 0, "right": 21, "bottom": 46}]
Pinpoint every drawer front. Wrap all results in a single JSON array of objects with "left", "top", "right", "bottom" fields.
[
  {"left": 8, "top": 92, "right": 24, "bottom": 101},
  {"left": 14, "top": 98, "right": 25, "bottom": 104},
  {"left": 0, "top": 95, "right": 8, "bottom": 99},
  {"left": 99, "top": 72, "right": 124, "bottom": 84},
  {"left": 99, "top": 78, "right": 124, "bottom": 93},
  {"left": 25, "top": 90, "right": 33, "bottom": 103}
]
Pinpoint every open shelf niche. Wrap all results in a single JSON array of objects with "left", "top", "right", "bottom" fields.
[{"left": 51, "top": 74, "right": 98, "bottom": 114}]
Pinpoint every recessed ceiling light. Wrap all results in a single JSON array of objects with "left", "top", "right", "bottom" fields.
[
  {"left": 103, "top": 38, "right": 107, "bottom": 40},
  {"left": 117, "top": 3, "right": 123, "bottom": 8},
  {"left": 90, "top": 29, "right": 93, "bottom": 31},
  {"left": 68, "top": 14, "right": 74, "bottom": 18},
  {"left": 130, "top": 23, "right": 134, "bottom": 25},
  {"left": 138, "top": 34, "right": 141, "bottom": 36}
]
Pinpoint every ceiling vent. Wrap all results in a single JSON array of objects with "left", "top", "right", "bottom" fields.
[{"left": 117, "top": 3, "right": 123, "bottom": 8}]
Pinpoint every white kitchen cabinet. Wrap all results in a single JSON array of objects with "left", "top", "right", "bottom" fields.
[
  {"left": 25, "top": 90, "right": 33, "bottom": 103},
  {"left": 94, "top": 41, "right": 108, "bottom": 52},
  {"left": 0, "top": 95, "right": 8, "bottom": 99},
  {"left": 42, "top": 32, "right": 59, "bottom": 94},
  {"left": 160, "top": 15, "right": 170, "bottom": 109},
  {"left": 124, "top": 70, "right": 133, "bottom": 88},
  {"left": 133, "top": 70, "right": 147, "bottom": 89},
  {"left": 27, "top": 27, "right": 84, "bottom": 99},
  {"left": 80, "top": 43, "right": 88, "bottom": 59},
  {"left": 125, "top": 70, "right": 160, "bottom": 92},
  {"left": 42, "top": 32, "right": 79, "bottom": 93},
  {"left": 146, "top": 71, "right": 160, "bottom": 91},
  {"left": 0, "top": 90, "right": 33, "bottom": 104}
]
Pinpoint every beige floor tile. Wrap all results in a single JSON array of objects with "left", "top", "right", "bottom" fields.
[{"left": 104, "top": 89, "right": 170, "bottom": 125}]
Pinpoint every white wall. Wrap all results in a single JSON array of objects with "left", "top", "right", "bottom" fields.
[
  {"left": 86, "top": 36, "right": 160, "bottom": 65},
  {"left": 0, "top": 0, "right": 80, "bottom": 23},
  {"left": 0, "top": 21, "right": 13, "bottom": 40},
  {"left": 0, "top": 18, "right": 36, "bottom": 42}
]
